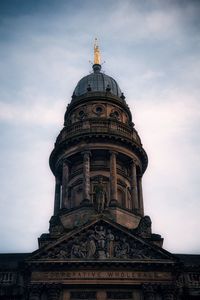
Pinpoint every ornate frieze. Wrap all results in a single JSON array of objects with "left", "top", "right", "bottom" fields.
[{"left": 34, "top": 221, "right": 169, "bottom": 261}]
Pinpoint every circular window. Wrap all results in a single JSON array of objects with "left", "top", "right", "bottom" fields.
[
  {"left": 110, "top": 110, "right": 121, "bottom": 121},
  {"left": 113, "top": 111, "right": 119, "bottom": 117},
  {"left": 79, "top": 110, "right": 84, "bottom": 117},
  {"left": 93, "top": 104, "right": 105, "bottom": 115},
  {"left": 96, "top": 106, "right": 103, "bottom": 114}
]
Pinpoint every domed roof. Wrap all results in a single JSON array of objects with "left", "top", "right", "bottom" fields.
[{"left": 73, "top": 64, "right": 122, "bottom": 98}]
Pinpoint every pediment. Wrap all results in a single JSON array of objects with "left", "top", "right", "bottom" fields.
[{"left": 29, "top": 218, "right": 176, "bottom": 262}]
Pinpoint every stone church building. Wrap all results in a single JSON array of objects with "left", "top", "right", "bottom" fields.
[{"left": 0, "top": 44, "right": 200, "bottom": 299}]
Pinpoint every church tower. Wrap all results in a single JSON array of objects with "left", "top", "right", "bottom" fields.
[{"left": 26, "top": 42, "right": 182, "bottom": 300}]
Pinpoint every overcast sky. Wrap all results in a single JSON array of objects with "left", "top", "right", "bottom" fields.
[{"left": 0, "top": 0, "right": 199, "bottom": 254}]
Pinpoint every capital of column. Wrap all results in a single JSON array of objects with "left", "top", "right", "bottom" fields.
[
  {"left": 109, "top": 150, "right": 118, "bottom": 156},
  {"left": 82, "top": 150, "right": 91, "bottom": 157},
  {"left": 61, "top": 158, "right": 71, "bottom": 170}
]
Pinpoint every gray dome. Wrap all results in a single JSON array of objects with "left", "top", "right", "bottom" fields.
[{"left": 73, "top": 64, "right": 122, "bottom": 97}]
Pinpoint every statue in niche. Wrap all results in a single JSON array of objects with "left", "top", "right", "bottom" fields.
[{"left": 93, "top": 177, "right": 107, "bottom": 213}]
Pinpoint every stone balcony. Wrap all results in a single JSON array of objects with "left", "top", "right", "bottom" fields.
[{"left": 56, "top": 119, "right": 141, "bottom": 145}]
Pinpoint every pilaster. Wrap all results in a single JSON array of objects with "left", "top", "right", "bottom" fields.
[
  {"left": 138, "top": 175, "right": 144, "bottom": 215},
  {"left": 109, "top": 151, "right": 118, "bottom": 206},
  {"left": 131, "top": 161, "right": 139, "bottom": 211},
  {"left": 61, "top": 161, "right": 69, "bottom": 209},
  {"left": 54, "top": 177, "right": 61, "bottom": 215},
  {"left": 82, "top": 151, "right": 91, "bottom": 203}
]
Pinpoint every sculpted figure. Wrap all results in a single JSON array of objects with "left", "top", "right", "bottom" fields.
[
  {"left": 94, "top": 177, "right": 107, "bottom": 213},
  {"left": 106, "top": 229, "right": 115, "bottom": 258},
  {"left": 79, "top": 241, "right": 87, "bottom": 258},
  {"left": 120, "top": 238, "right": 130, "bottom": 258},
  {"left": 95, "top": 225, "right": 106, "bottom": 249},
  {"left": 114, "top": 236, "right": 121, "bottom": 258},
  {"left": 71, "top": 240, "right": 82, "bottom": 258},
  {"left": 86, "top": 235, "right": 96, "bottom": 258},
  {"left": 137, "top": 216, "right": 152, "bottom": 238},
  {"left": 114, "top": 237, "right": 130, "bottom": 259}
]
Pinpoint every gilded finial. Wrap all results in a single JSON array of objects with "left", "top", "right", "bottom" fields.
[{"left": 94, "top": 38, "right": 101, "bottom": 65}]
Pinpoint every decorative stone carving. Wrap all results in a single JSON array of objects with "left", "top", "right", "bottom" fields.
[
  {"left": 49, "top": 216, "right": 64, "bottom": 236},
  {"left": 136, "top": 216, "right": 152, "bottom": 238},
  {"left": 38, "top": 221, "right": 166, "bottom": 261},
  {"left": 93, "top": 104, "right": 105, "bottom": 116},
  {"left": 109, "top": 108, "right": 121, "bottom": 121},
  {"left": 77, "top": 107, "right": 88, "bottom": 120}
]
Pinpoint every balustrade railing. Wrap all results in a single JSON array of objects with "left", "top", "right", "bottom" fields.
[{"left": 56, "top": 119, "right": 140, "bottom": 145}]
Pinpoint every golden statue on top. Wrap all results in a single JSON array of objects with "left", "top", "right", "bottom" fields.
[{"left": 94, "top": 38, "right": 101, "bottom": 65}]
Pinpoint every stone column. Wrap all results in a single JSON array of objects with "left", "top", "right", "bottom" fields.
[
  {"left": 143, "top": 284, "right": 156, "bottom": 300},
  {"left": 82, "top": 151, "right": 91, "bottom": 203},
  {"left": 29, "top": 284, "right": 42, "bottom": 300},
  {"left": 161, "top": 285, "right": 176, "bottom": 300},
  {"left": 131, "top": 161, "right": 139, "bottom": 211},
  {"left": 63, "top": 290, "right": 70, "bottom": 300},
  {"left": 110, "top": 151, "right": 118, "bottom": 206},
  {"left": 138, "top": 175, "right": 144, "bottom": 215},
  {"left": 46, "top": 285, "right": 61, "bottom": 300},
  {"left": 54, "top": 177, "right": 61, "bottom": 215},
  {"left": 97, "top": 290, "right": 107, "bottom": 300},
  {"left": 61, "top": 161, "right": 69, "bottom": 209}
]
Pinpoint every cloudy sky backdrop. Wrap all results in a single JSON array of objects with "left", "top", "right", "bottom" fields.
[{"left": 0, "top": 0, "right": 200, "bottom": 254}]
